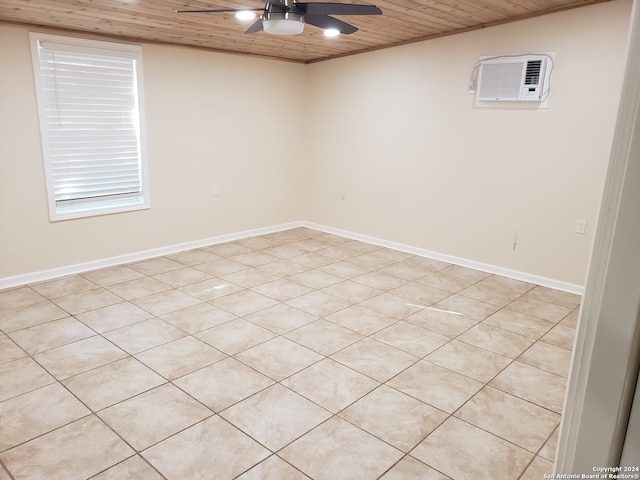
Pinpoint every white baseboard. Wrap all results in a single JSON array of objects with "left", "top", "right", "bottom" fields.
[
  {"left": 0, "top": 220, "right": 583, "bottom": 295},
  {"left": 0, "top": 221, "right": 303, "bottom": 290},
  {"left": 302, "top": 221, "right": 584, "bottom": 295}
]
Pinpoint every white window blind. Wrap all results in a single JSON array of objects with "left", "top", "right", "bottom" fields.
[{"left": 31, "top": 34, "right": 149, "bottom": 220}]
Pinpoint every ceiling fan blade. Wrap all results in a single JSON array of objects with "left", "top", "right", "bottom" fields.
[
  {"left": 296, "top": 3, "right": 381, "bottom": 16},
  {"left": 245, "top": 18, "right": 264, "bottom": 33},
  {"left": 176, "top": 8, "right": 263, "bottom": 13},
  {"left": 304, "top": 14, "right": 358, "bottom": 34}
]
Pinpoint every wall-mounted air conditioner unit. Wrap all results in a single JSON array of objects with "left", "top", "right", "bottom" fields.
[{"left": 476, "top": 55, "right": 550, "bottom": 102}]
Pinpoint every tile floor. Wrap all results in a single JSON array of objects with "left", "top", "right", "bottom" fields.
[{"left": 0, "top": 227, "right": 580, "bottom": 480}]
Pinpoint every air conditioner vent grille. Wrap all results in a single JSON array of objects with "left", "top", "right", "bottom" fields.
[
  {"left": 475, "top": 54, "right": 551, "bottom": 103},
  {"left": 524, "top": 60, "right": 542, "bottom": 86}
]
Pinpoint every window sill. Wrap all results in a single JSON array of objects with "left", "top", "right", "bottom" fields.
[{"left": 51, "top": 197, "right": 150, "bottom": 222}]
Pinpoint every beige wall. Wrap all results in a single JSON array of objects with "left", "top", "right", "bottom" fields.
[
  {"left": 305, "top": 0, "right": 631, "bottom": 286},
  {"left": 0, "top": 0, "right": 631, "bottom": 285},
  {"left": 0, "top": 26, "right": 307, "bottom": 278}
]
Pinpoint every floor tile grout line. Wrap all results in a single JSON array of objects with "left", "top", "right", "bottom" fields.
[
  {"left": 449, "top": 381, "right": 563, "bottom": 442},
  {"left": 88, "top": 454, "right": 169, "bottom": 480},
  {"left": 0, "top": 227, "right": 579, "bottom": 479},
  {"left": 434, "top": 325, "right": 569, "bottom": 415},
  {"left": 368, "top": 320, "right": 567, "bottom": 429},
  {"left": 437, "top": 415, "right": 554, "bottom": 474},
  {"left": 145, "top": 304, "right": 436, "bottom": 469},
  {"left": 484, "top": 371, "right": 567, "bottom": 414},
  {"left": 14, "top": 281, "right": 176, "bottom": 351},
  {"left": 515, "top": 336, "right": 573, "bottom": 378},
  {"left": 379, "top": 425, "right": 455, "bottom": 479},
  {"left": 3, "top": 317, "right": 99, "bottom": 355},
  {"left": 1, "top": 288, "right": 564, "bottom": 412},
  {"left": 513, "top": 424, "right": 562, "bottom": 480},
  {"left": 231, "top": 453, "right": 309, "bottom": 480},
  {"left": 0, "top": 410, "right": 94, "bottom": 457},
  {"left": 1, "top": 317, "right": 556, "bottom": 390},
  {"left": 0, "top": 461, "right": 14, "bottom": 480},
  {"left": 331, "top": 386, "right": 449, "bottom": 453}
]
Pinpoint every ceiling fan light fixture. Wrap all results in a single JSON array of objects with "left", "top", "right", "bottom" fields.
[
  {"left": 263, "top": 12, "right": 305, "bottom": 35},
  {"left": 323, "top": 28, "right": 340, "bottom": 37},
  {"left": 235, "top": 10, "right": 256, "bottom": 21}
]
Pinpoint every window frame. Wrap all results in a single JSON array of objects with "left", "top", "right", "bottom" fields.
[{"left": 30, "top": 32, "right": 150, "bottom": 221}]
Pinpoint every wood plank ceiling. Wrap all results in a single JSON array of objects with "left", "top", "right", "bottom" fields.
[{"left": 0, "top": 0, "right": 606, "bottom": 63}]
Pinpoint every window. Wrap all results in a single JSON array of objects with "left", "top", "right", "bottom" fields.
[{"left": 30, "top": 33, "right": 149, "bottom": 221}]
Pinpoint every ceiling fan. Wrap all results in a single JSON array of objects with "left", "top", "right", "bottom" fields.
[{"left": 177, "top": 1, "right": 382, "bottom": 36}]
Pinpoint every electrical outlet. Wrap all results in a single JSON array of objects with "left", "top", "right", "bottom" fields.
[
  {"left": 575, "top": 219, "right": 587, "bottom": 234},
  {"left": 212, "top": 184, "right": 220, "bottom": 196}
]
